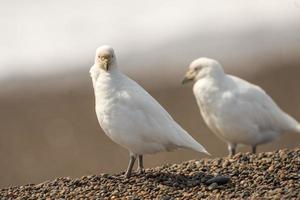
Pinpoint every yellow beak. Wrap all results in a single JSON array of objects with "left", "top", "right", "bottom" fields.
[{"left": 101, "top": 58, "right": 109, "bottom": 71}]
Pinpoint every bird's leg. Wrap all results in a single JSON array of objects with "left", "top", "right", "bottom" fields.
[
  {"left": 125, "top": 153, "right": 136, "bottom": 178},
  {"left": 252, "top": 145, "right": 257, "bottom": 154},
  {"left": 228, "top": 143, "right": 236, "bottom": 157},
  {"left": 137, "top": 155, "right": 145, "bottom": 174}
]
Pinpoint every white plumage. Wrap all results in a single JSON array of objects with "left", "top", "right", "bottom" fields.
[
  {"left": 90, "top": 46, "right": 209, "bottom": 177},
  {"left": 182, "top": 57, "right": 300, "bottom": 155}
]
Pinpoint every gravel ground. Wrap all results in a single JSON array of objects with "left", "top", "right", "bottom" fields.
[{"left": 1, "top": 148, "right": 299, "bottom": 199}]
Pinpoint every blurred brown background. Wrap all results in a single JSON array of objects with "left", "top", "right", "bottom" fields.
[{"left": 0, "top": 0, "right": 300, "bottom": 188}]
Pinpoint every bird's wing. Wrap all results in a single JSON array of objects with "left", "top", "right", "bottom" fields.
[
  {"left": 228, "top": 75, "right": 299, "bottom": 132},
  {"left": 116, "top": 76, "right": 208, "bottom": 153}
]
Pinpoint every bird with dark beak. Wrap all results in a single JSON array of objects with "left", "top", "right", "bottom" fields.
[
  {"left": 182, "top": 68, "right": 197, "bottom": 84},
  {"left": 181, "top": 57, "right": 300, "bottom": 156}
]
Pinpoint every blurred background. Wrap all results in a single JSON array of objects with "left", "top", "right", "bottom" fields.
[{"left": 1, "top": 0, "right": 300, "bottom": 188}]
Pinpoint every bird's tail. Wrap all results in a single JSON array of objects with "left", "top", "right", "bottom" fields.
[
  {"left": 173, "top": 122, "right": 210, "bottom": 155},
  {"left": 290, "top": 119, "right": 300, "bottom": 133},
  {"left": 190, "top": 140, "right": 211, "bottom": 156},
  {"left": 180, "top": 131, "right": 211, "bottom": 156},
  {"left": 283, "top": 112, "right": 300, "bottom": 134},
  {"left": 296, "top": 124, "right": 300, "bottom": 133}
]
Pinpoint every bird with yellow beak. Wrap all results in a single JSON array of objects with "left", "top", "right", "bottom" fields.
[
  {"left": 95, "top": 46, "right": 115, "bottom": 71},
  {"left": 89, "top": 46, "right": 209, "bottom": 178}
]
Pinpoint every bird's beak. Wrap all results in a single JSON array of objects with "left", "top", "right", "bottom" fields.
[
  {"left": 182, "top": 69, "right": 195, "bottom": 84},
  {"left": 101, "top": 58, "right": 110, "bottom": 71}
]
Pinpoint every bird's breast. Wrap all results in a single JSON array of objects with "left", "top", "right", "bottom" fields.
[
  {"left": 193, "top": 80, "right": 222, "bottom": 113},
  {"left": 193, "top": 79, "right": 227, "bottom": 135}
]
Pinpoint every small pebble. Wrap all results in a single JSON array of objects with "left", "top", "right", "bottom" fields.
[
  {"left": 208, "top": 183, "right": 218, "bottom": 190},
  {"left": 0, "top": 148, "right": 299, "bottom": 199}
]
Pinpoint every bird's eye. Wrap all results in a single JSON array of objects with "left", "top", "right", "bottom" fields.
[{"left": 98, "top": 55, "right": 101, "bottom": 58}]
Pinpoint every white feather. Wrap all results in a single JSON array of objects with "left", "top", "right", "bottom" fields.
[
  {"left": 90, "top": 58, "right": 209, "bottom": 155},
  {"left": 191, "top": 58, "right": 300, "bottom": 146}
]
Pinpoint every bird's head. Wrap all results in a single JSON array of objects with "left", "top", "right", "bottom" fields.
[
  {"left": 182, "top": 57, "right": 224, "bottom": 84},
  {"left": 94, "top": 45, "right": 117, "bottom": 71}
]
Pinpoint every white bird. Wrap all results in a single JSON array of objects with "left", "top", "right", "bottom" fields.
[
  {"left": 90, "top": 45, "right": 209, "bottom": 178},
  {"left": 182, "top": 57, "right": 300, "bottom": 156}
]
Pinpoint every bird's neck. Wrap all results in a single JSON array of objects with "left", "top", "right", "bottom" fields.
[
  {"left": 92, "top": 67, "right": 124, "bottom": 92},
  {"left": 91, "top": 69, "right": 124, "bottom": 109},
  {"left": 193, "top": 70, "right": 227, "bottom": 98},
  {"left": 207, "top": 66, "right": 225, "bottom": 80},
  {"left": 196, "top": 67, "right": 226, "bottom": 87}
]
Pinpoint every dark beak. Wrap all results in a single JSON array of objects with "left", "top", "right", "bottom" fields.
[
  {"left": 182, "top": 77, "right": 193, "bottom": 85},
  {"left": 182, "top": 68, "right": 195, "bottom": 85}
]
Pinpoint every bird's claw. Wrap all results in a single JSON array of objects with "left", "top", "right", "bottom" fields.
[{"left": 137, "top": 168, "right": 145, "bottom": 175}]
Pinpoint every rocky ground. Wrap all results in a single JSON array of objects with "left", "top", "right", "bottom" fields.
[{"left": 1, "top": 148, "right": 299, "bottom": 199}]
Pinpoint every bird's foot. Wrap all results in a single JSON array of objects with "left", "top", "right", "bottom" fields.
[
  {"left": 137, "top": 167, "right": 145, "bottom": 175},
  {"left": 124, "top": 171, "right": 132, "bottom": 179}
]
